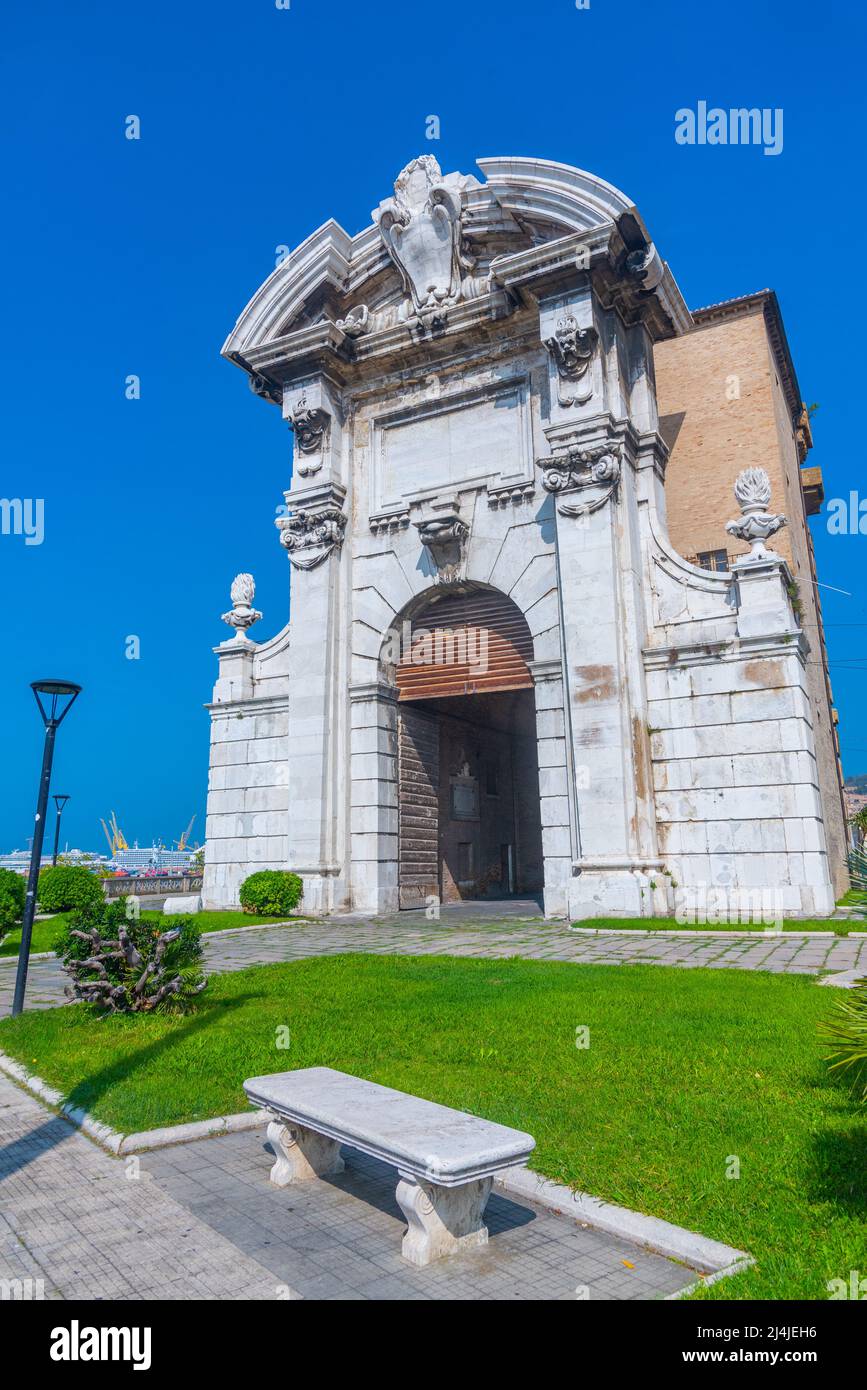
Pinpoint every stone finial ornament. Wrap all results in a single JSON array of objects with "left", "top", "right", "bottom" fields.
[
  {"left": 221, "top": 573, "right": 262, "bottom": 635},
  {"left": 725, "top": 467, "right": 788, "bottom": 560}
]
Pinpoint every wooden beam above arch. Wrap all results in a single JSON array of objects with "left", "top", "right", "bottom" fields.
[{"left": 396, "top": 590, "right": 535, "bottom": 701}]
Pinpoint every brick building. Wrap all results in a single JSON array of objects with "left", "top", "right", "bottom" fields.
[{"left": 655, "top": 294, "right": 848, "bottom": 895}]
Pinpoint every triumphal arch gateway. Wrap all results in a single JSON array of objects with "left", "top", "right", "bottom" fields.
[{"left": 203, "top": 156, "right": 846, "bottom": 920}]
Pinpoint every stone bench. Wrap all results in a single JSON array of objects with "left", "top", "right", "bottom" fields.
[{"left": 243, "top": 1066, "right": 536, "bottom": 1266}]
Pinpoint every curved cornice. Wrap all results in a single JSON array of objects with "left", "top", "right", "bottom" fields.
[
  {"left": 475, "top": 156, "right": 643, "bottom": 234},
  {"left": 222, "top": 220, "right": 354, "bottom": 357},
  {"left": 223, "top": 156, "right": 692, "bottom": 360}
]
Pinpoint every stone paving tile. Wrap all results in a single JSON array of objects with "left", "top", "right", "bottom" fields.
[
  {"left": 0, "top": 1076, "right": 292, "bottom": 1301},
  {"left": 138, "top": 1131, "right": 695, "bottom": 1301},
  {"left": 3, "top": 910, "right": 867, "bottom": 1017}
]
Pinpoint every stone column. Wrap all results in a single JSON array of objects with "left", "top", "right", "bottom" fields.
[
  {"left": 537, "top": 291, "right": 666, "bottom": 919},
  {"left": 349, "top": 681, "right": 399, "bottom": 913},
  {"left": 276, "top": 369, "right": 351, "bottom": 914},
  {"left": 528, "top": 659, "right": 573, "bottom": 916}
]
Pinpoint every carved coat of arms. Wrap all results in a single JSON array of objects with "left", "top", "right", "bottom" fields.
[{"left": 375, "top": 156, "right": 474, "bottom": 329}]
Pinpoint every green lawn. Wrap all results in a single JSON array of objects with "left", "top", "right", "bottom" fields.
[
  {"left": 0, "top": 953, "right": 863, "bottom": 1301},
  {"left": 0, "top": 910, "right": 302, "bottom": 958},
  {"left": 574, "top": 916, "right": 865, "bottom": 935},
  {"left": 838, "top": 889, "right": 867, "bottom": 910}
]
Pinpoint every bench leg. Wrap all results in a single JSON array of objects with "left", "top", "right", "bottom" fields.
[
  {"left": 266, "top": 1119, "right": 345, "bottom": 1186},
  {"left": 396, "top": 1173, "right": 494, "bottom": 1267}
]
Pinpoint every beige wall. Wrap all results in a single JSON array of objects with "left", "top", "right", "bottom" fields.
[
  {"left": 654, "top": 309, "right": 849, "bottom": 897},
  {"left": 655, "top": 308, "right": 793, "bottom": 564}
]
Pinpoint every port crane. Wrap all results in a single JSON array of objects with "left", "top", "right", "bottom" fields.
[
  {"left": 175, "top": 815, "right": 197, "bottom": 852},
  {"left": 99, "top": 811, "right": 129, "bottom": 857}
]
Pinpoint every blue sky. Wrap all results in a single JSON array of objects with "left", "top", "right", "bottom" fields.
[{"left": 2, "top": 0, "right": 865, "bottom": 854}]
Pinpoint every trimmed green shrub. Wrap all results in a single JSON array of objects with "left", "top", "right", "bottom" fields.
[
  {"left": 239, "top": 870, "right": 303, "bottom": 916},
  {"left": 37, "top": 864, "right": 104, "bottom": 913},
  {"left": 0, "top": 868, "right": 26, "bottom": 941},
  {"left": 56, "top": 899, "right": 206, "bottom": 1014}
]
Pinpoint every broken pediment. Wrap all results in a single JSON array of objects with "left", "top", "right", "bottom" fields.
[{"left": 221, "top": 156, "right": 692, "bottom": 370}]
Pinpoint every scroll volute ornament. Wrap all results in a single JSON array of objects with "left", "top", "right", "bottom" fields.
[
  {"left": 376, "top": 156, "right": 475, "bottom": 330},
  {"left": 277, "top": 494, "right": 347, "bottom": 571},
  {"left": 538, "top": 443, "right": 621, "bottom": 517}
]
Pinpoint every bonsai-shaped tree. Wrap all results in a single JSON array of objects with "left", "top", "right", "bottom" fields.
[{"left": 57, "top": 900, "right": 207, "bottom": 1014}]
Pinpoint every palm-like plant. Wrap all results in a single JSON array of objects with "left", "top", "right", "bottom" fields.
[
  {"left": 820, "top": 982, "right": 867, "bottom": 1103},
  {"left": 850, "top": 843, "right": 867, "bottom": 893}
]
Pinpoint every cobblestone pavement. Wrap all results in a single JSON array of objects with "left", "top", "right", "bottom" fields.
[
  {"left": 0, "top": 1072, "right": 695, "bottom": 1302},
  {"left": 2, "top": 904, "right": 866, "bottom": 1018},
  {"left": 138, "top": 1130, "right": 693, "bottom": 1301},
  {"left": 0, "top": 1076, "right": 292, "bottom": 1300}
]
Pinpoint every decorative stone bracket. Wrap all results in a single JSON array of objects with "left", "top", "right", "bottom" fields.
[
  {"left": 544, "top": 314, "right": 599, "bottom": 407},
  {"left": 288, "top": 396, "right": 329, "bottom": 454},
  {"left": 277, "top": 483, "right": 347, "bottom": 570},
  {"left": 537, "top": 442, "right": 622, "bottom": 517},
  {"left": 335, "top": 304, "right": 370, "bottom": 338},
  {"left": 283, "top": 379, "right": 341, "bottom": 479},
  {"left": 725, "top": 467, "right": 787, "bottom": 561},
  {"left": 412, "top": 495, "right": 469, "bottom": 583}
]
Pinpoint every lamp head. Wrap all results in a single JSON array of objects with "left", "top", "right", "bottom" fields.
[{"left": 31, "top": 680, "right": 82, "bottom": 728}]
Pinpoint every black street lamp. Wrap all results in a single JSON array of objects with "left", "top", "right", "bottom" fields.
[
  {"left": 52, "top": 794, "right": 70, "bottom": 865},
  {"left": 12, "top": 681, "right": 81, "bottom": 1018}
]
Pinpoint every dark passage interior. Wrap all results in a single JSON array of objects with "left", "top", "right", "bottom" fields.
[{"left": 397, "top": 689, "right": 543, "bottom": 908}]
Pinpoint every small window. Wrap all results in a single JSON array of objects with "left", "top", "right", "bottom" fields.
[
  {"left": 694, "top": 549, "right": 729, "bottom": 573},
  {"left": 451, "top": 781, "right": 478, "bottom": 820}
]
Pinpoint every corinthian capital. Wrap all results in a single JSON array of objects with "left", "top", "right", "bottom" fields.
[
  {"left": 537, "top": 442, "right": 621, "bottom": 516},
  {"left": 276, "top": 484, "right": 347, "bottom": 570}
]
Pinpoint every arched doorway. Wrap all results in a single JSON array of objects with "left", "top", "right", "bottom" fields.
[{"left": 390, "top": 588, "right": 544, "bottom": 909}]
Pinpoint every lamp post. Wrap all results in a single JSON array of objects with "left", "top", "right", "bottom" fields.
[
  {"left": 12, "top": 681, "right": 81, "bottom": 1018},
  {"left": 52, "top": 794, "right": 70, "bottom": 866}
]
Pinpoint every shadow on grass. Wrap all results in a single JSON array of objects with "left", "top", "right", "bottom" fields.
[
  {"left": 803, "top": 1056, "right": 867, "bottom": 1215},
  {"left": 808, "top": 1124, "right": 867, "bottom": 1216},
  {"left": 0, "top": 993, "right": 258, "bottom": 1182}
]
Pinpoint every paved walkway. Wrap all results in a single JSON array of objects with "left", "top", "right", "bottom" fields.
[
  {"left": 0, "top": 1076, "right": 291, "bottom": 1300},
  {"left": 2, "top": 908, "right": 866, "bottom": 1018},
  {"left": 139, "top": 1130, "right": 695, "bottom": 1301},
  {"left": 0, "top": 1072, "right": 693, "bottom": 1302}
]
